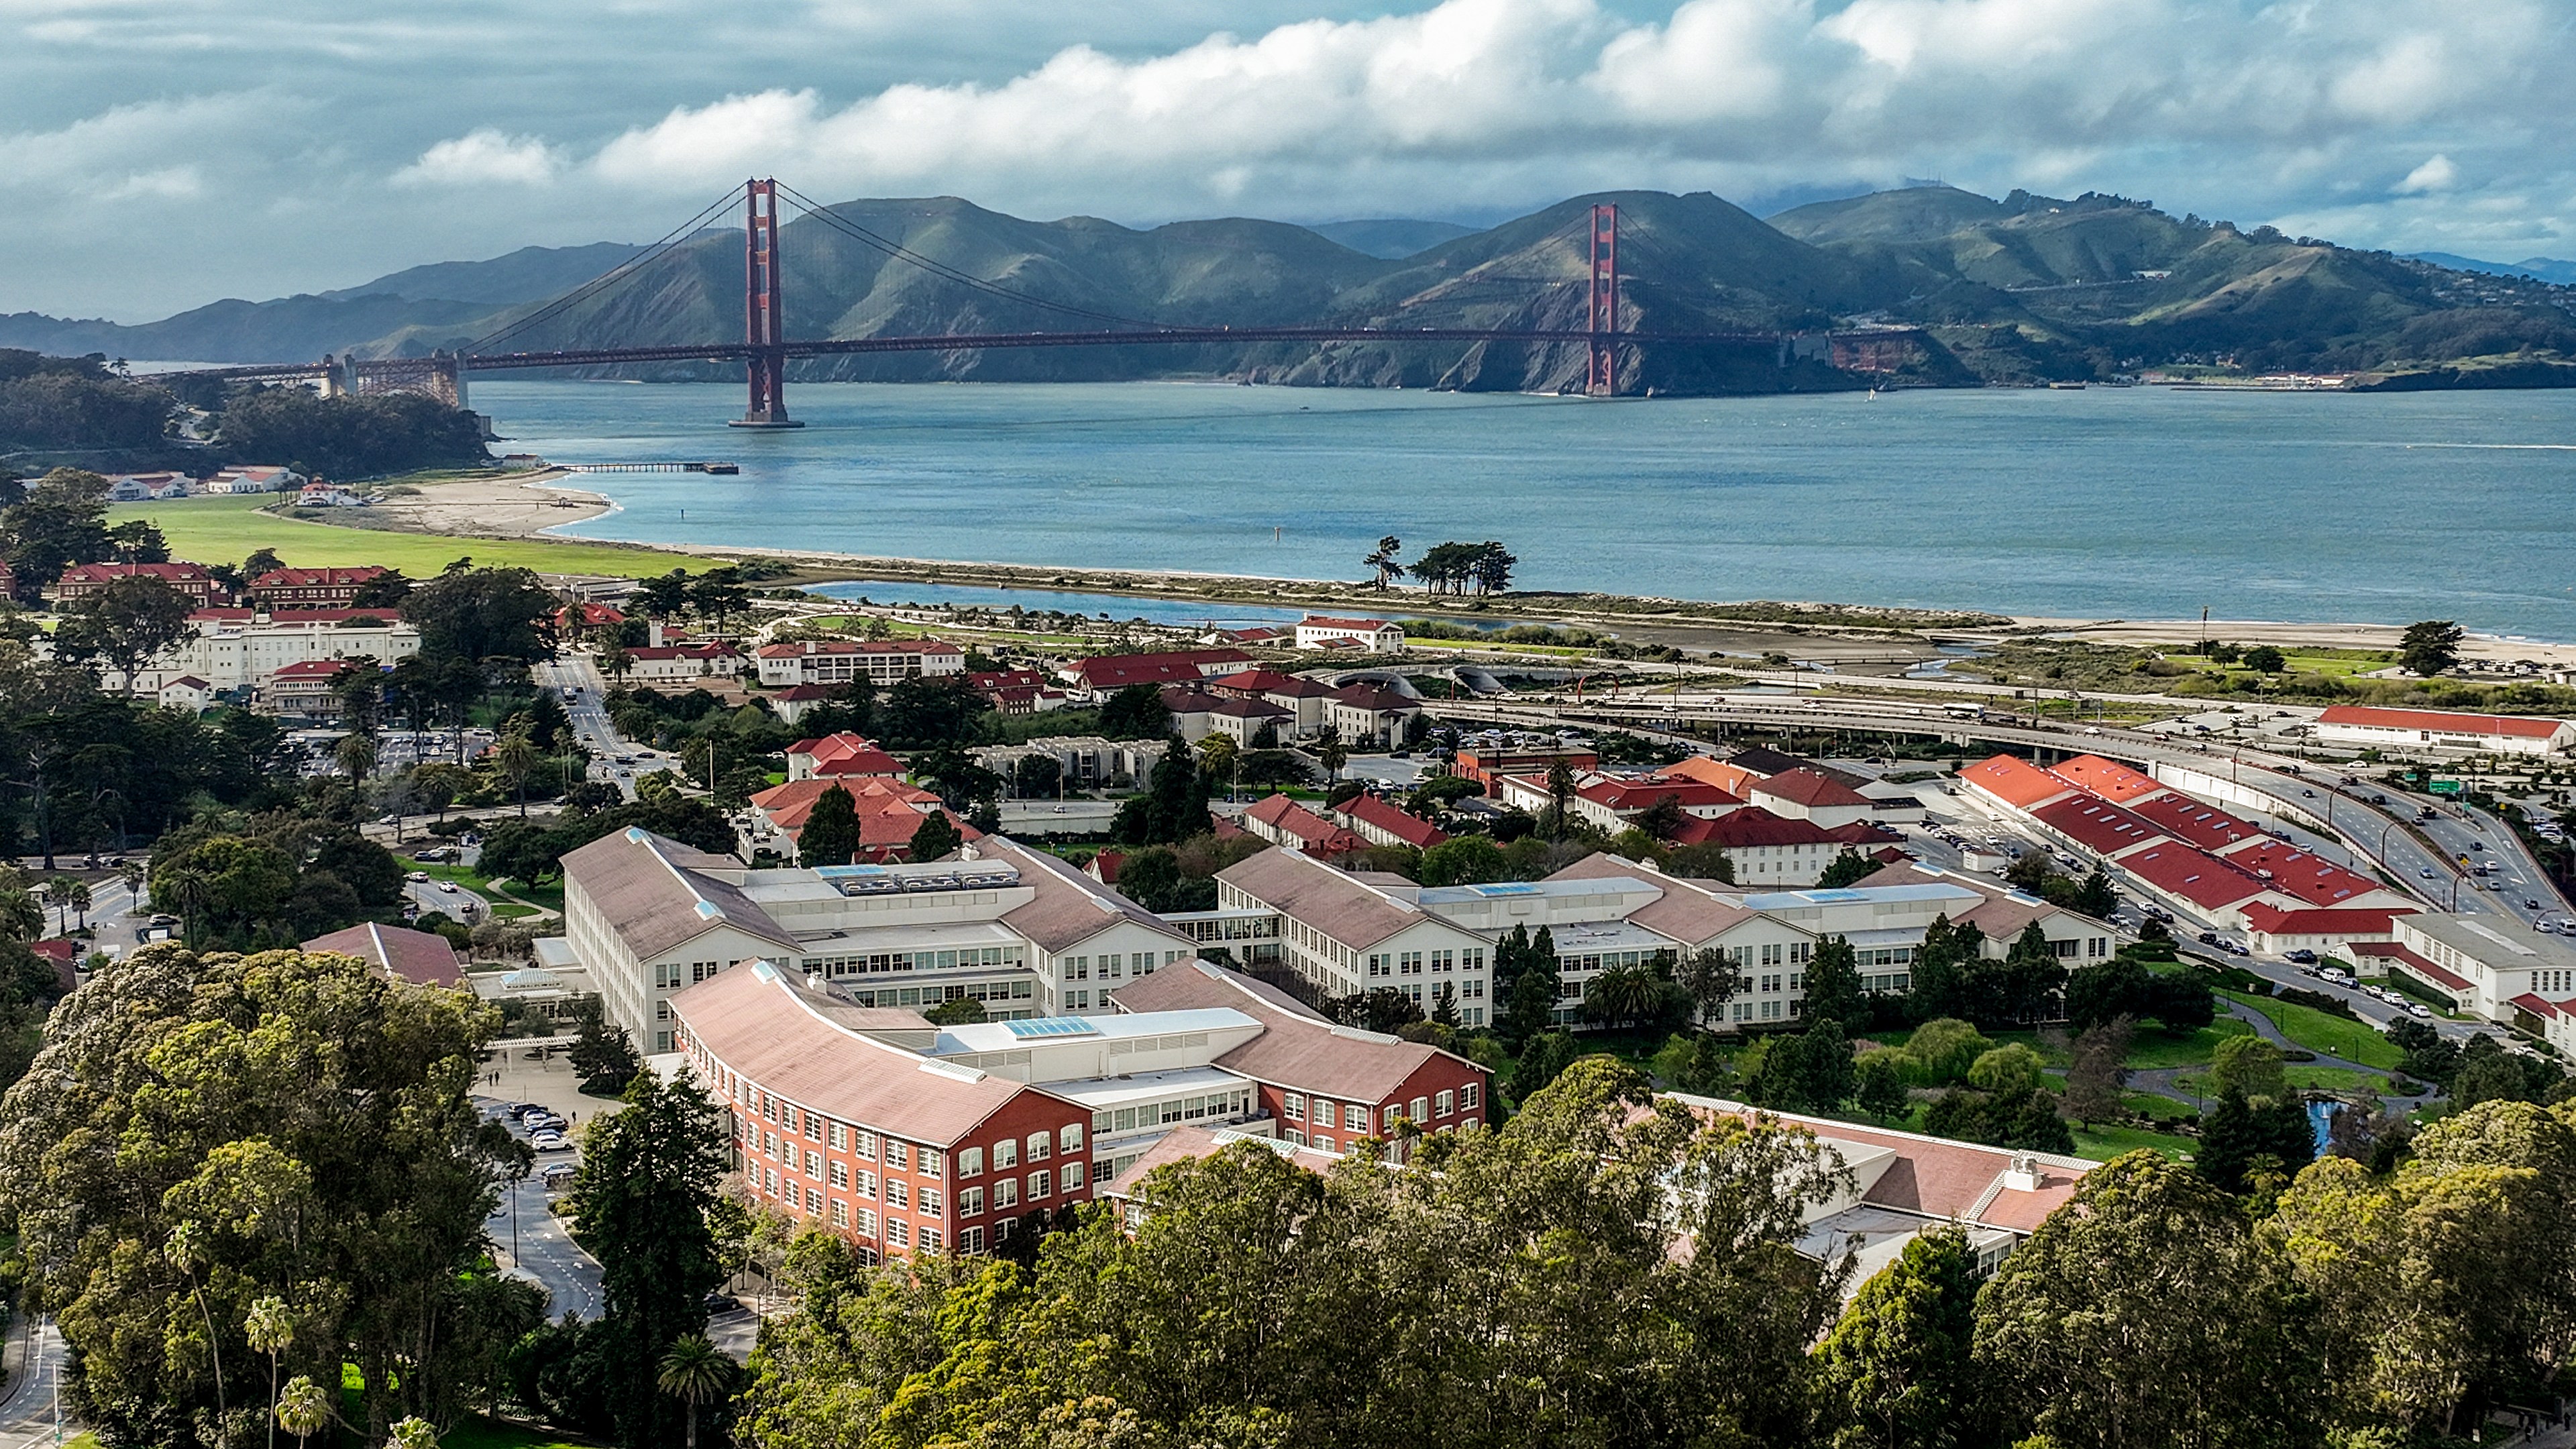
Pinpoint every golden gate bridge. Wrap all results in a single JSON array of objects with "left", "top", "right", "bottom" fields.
[{"left": 172, "top": 179, "right": 1919, "bottom": 428}]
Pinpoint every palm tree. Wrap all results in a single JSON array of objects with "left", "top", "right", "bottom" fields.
[
  {"left": 335, "top": 731, "right": 378, "bottom": 785},
  {"left": 388, "top": 1417, "right": 439, "bottom": 1449},
  {"left": 62, "top": 879, "right": 91, "bottom": 931},
  {"left": 164, "top": 1222, "right": 227, "bottom": 1414},
  {"left": 274, "top": 1375, "right": 333, "bottom": 1449},
  {"left": 600, "top": 644, "right": 634, "bottom": 686},
  {"left": 1314, "top": 724, "right": 1346, "bottom": 786},
  {"left": 0, "top": 888, "right": 40, "bottom": 942},
  {"left": 246, "top": 1297, "right": 293, "bottom": 1449},
  {"left": 657, "top": 1334, "right": 729, "bottom": 1449},
  {"left": 494, "top": 729, "right": 539, "bottom": 818}
]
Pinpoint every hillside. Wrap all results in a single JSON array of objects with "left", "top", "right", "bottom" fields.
[{"left": 7, "top": 185, "right": 2571, "bottom": 392}]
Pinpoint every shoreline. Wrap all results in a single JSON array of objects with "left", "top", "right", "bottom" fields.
[{"left": 363, "top": 471, "right": 2576, "bottom": 665}]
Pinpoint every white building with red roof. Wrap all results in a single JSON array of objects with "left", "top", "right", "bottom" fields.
[
  {"left": 2238, "top": 904, "right": 2414, "bottom": 957},
  {"left": 1747, "top": 767, "right": 1884, "bottom": 829},
  {"left": 128, "top": 608, "right": 420, "bottom": 695},
  {"left": 1060, "top": 648, "right": 1252, "bottom": 696},
  {"left": 786, "top": 732, "right": 905, "bottom": 781},
  {"left": 623, "top": 642, "right": 742, "bottom": 681},
  {"left": 1568, "top": 775, "right": 1745, "bottom": 834},
  {"left": 739, "top": 777, "right": 977, "bottom": 865},
  {"left": 2030, "top": 795, "right": 2174, "bottom": 863},
  {"left": 2115, "top": 843, "right": 2282, "bottom": 928},
  {"left": 2314, "top": 705, "right": 2573, "bottom": 759},
  {"left": 1333, "top": 793, "right": 1448, "bottom": 850},
  {"left": 1240, "top": 793, "right": 1366, "bottom": 861},
  {"left": 302, "top": 922, "right": 465, "bottom": 989},
  {"left": 1203, "top": 668, "right": 1338, "bottom": 737},
  {"left": 1294, "top": 616, "right": 1405, "bottom": 654},
  {"left": 2384, "top": 912, "right": 2576, "bottom": 1026},
  {"left": 1326, "top": 683, "right": 1421, "bottom": 749},
  {"left": 754, "top": 638, "right": 965, "bottom": 688},
  {"left": 2216, "top": 839, "right": 2412, "bottom": 910},
  {"left": 203, "top": 465, "right": 303, "bottom": 494}
]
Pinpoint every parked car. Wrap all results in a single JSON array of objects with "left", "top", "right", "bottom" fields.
[
  {"left": 2407, "top": 1004, "right": 2433, "bottom": 1019},
  {"left": 407, "top": 870, "right": 431, "bottom": 882},
  {"left": 531, "top": 1132, "right": 570, "bottom": 1152},
  {"left": 2285, "top": 949, "right": 2318, "bottom": 964},
  {"left": 438, "top": 881, "right": 461, "bottom": 894},
  {"left": 2196, "top": 930, "right": 2220, "bottom": 945}
]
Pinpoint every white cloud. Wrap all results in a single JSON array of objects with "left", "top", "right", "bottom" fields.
[
  {"left": 2396, "top": 154, "right": 2457, "bottom": 195},
  {"left": 396, "top": 129, "right": 563, "bottom": 187}
]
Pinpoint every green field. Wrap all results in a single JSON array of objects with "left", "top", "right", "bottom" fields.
[
  {"left": 107, "top": 494, "right": 724, "bottom": 578},
  {"left": 2221, "top": 992, "right": 2404, "bottom": 1069},
  {"left": 2071, "top": 1123, "right": 2197, "bottom": 1162}
]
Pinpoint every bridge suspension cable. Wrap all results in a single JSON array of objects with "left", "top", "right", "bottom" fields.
[
  {"left": 772, "top": 181, "right": 1170, "bottom": 332},
  {"left": 465, "top": 182, "right": 751, "bottom": 355}
]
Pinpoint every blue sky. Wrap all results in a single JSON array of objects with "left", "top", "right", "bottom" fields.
[{"left": 5, "top": 0, "right": 2569, "bottom": 319}]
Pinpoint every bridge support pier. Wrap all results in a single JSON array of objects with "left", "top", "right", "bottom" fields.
[{"left": 730, "top": 178, "right": 804, "bottom": 429}]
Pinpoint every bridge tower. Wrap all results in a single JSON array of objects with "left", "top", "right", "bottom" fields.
[
  {"left": 1586, "top": 203, "right": 1619, "bottom": 397},
  {"left": 732, "top": 177, "right": 802, "bottom": 429}
]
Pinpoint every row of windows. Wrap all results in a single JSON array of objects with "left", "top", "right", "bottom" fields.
[
  {"left": 810, "top": 945, "right": 1026, "bottom": 977},
  {"left": 1281, "top": 1083, "right": 1479, "bottom": 1129},
  {"left": 653, "top": 959, "right": 730, "bottom": 989},
  {"left": 1091, "top": 1089, "right": 1254, "bottom": 1136},
  {"left": 841, "top": 980, "right": 1034, "bottom": 1009},
  {"left": 1285, "top": 1119, "right": 1477, "bottom": 1152},
  {"left": 1058, "top": 950, "right": 1185, "bottom": 982},
  {"left": 1364, "top": 946, "right": 1487, "bottom": 978}
]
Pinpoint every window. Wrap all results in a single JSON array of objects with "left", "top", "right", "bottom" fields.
[
  {"left": 1027, "top": 1132, "right": 1051, "bottom": 1162},
  {"left": 763, "top": 1169, "right": 780, "bottom": 1195},
  {"left": 763, "top": 1132, "right": 778, "bottom": 1158},
  {"left": 855, "top": 1130, "right": 879, "bottom": 1161},
  {"left": 961, "top": 1226, "right": 985, "bottom": 1253},
  {"left": 1283, "top": 1093, "right": 1305, "bottom": 1122},
  {"left": 1436, "top": 1090, "right": 1454, "bottom": 1118},
  {"left": 995, "top": 1138, "right": 1018, "bottom": 1170},
  {"left": 855, "top": 1208, "right": 877, "bottom": 1238},
  {"left": 829, "top": 1161, "right": 849, "bottom": 1189},
  {"left": 829, "top": 1123, "right": 848, "bottom": 1150},
  {"left": 1028, "top": 1169, "right": 1050, "bottom": 1200},
  {"left": 1310, "top": 1097, "right": 1332, "bottom": 1126},
  {"left": 1462, "top": 1082, "right": 1481, "bottom": 1109},
  {"left": 886, "top": 1220, "right": 908, "bottom": 1248},
  {"left": 807, "top": 1113, "right": 823, "bottom": 1142},
  {"left": 804, "top": 1150, "right": 821, "bottom": 1179},
  {"left": 1062, "top": 1161, "right": 1085, "bottom": 1191},
  {"left": 1344, "top": 1103, "right": 1367, "bottom": 1132},
  {"left": 1313, "top": 1136, "right": 1334, "bottom": 1154},
  {"left": 887, "top": 1141, "right": 911, "bottom": 1172},
  {"left": 1383, "top": 1106, "right": 1401, "bottom": 1133},
  {"left": 920, "top": 1188, "right": 943, "bottom": 1218},
  {"left": 995, "top": 1177, "right": 1019, "bottom": 1210},
  {"left": 960, "top": 1187, "right": 985, "bottom": 1217},
  {"left": 804, "top": 1187, "right": 822, "bottom": 1213},
  {"left": 918, "top": 1227, "right": 941, "bottom": 1252},
  {"left": 887, "top": 1181, "right": 910, "bottom": 1211},
  {"left": 1409, "top": 1097, "right": 1428, "bottom": 1122},
  {"left": 1060, "top": 1124, "right": 1084, "bottom": 1155},
  {"left": 920, "top": 1151, "right": 942, "bottom": 1179},
  {"left": 1285, "top": 1130, "right": 1306, "bottom": 1146},
  {"left": 855, "top": 1171, "right": 878, "bottom": 1200},
  {"left": 830, "top": 1199, "right": 848, "bottom": 1228},
  {"left": 957, "top": 1147, "right": 983, "bottom": 1177}
]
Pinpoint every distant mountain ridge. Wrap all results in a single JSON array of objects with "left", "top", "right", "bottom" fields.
[
  {"left": 4, "top": 186, "right": 2569, "bottom": 392},
  {"left": 2407, "top": 252, "right": 2576, "bottom": 287}
]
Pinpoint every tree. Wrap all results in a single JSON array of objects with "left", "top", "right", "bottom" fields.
[
  {"left": 2196, "top": 1089, "right": 2315, "bottom": 1196},
  {"left": 657, "top": 1334, "right": 732, "bottom": 1449},
  {"left": 1098, "top": 684, "right": 1172, "bottom": 741},
  {"left": 241, "top": 547, "right": 287, "bottom": 579},
  {"left": 1967, "top": 1042, "right": 2045, "bottom": 1095},
  {"left": 907, "top": 809, "right": 963, "bottom": 862},
  {"left": 1418, "top": 835, "right": 1509, "bottom": 886},
  {"left": 3, "top": 469, "right": 113, "bottom": 588},
  {"left": 2399, "top": 619, "right": 2464, "bottom": 678},
  {"left": 1633, "top": 792, "right": 1690, "bottom": 841},
  {"left": 568, "top": 998, "right": 643, "bottom": 1095},
  {"left": 2061, "top": 1016, "right": 2131, "bottom": 1127},
  {"left": 1314, "top": 724, "right": 1347, "bottom": 786},
  {"left": 798, "top": 783, "right": 861, "bottom": 867},
  {"left": 1904, "top": 916, "right": 1985, "bottom": 1025},
  {"left": 2209, "top": 1033, "right": 2289, "bottom": 1101},
  {"left": 686, "top": 569, "right": 749, "bottom": 634},
  {"left": 493, "top": 727, "right": 539, "bottom": 816},
  {"left": 1755, "top": 1020, "right": 1857, "bottom": 1114},
  {"left": 1855, "top": 1053, "right": 1912, "bottom": 1123},
  {"left": 1974, "top": 1152, "right": 2324, "bottom": 1449},
  {"left": 1674, "top": 945, "right": 1742, "bottom": 1027},
  {"left": 1814, "top": 1226, "right": 1983, "bottom": 1449},
  {"left": 1364, "top": 534, "right": 1404, "bottom": 588},
  {"left": 1111, "top": 737, "right": 1208, "bottom": 847},
  {"left": 923, "top": 996, "right": 987, "bottom": 1026},
  {"left": 1580, "top": 962, "right": 1677, "bottom": 1032},
  {"left": 1195, "top": 731, "right": 1237, "bottom": 799},
  {"left": 0, "top": 946, "right": 539, "bottom": 1445},
  {"left": 1802, "top": 935, "right": 1868, "bottom": 1030},
  {"left": 2065, "top": 954, "right": 2151, "bottom": 1032},
  {"left": 274, "top": 1375, "right": 333, "bottom": 1449},
  {"left": 2073, "top": 869, "right": 2118, "bottom": 918},
  {"left": 1817, "top": 849, "right": 1876, "bottom": 889},
  {"left": 335, "top": 731, "right": 378, "bottom": 785},
  {"left": 2243, "top": 645, "right": 2286, "bottom": 672},
  {"left": 401, "top": 566, "right": 557, "bottom": 671},
  {"left": 636, "top": 570, "right": 692, "bottom": 620},
  {"left": 52, "top": 575, "right": 196, "bottom": 691},
  {"left": 107, "top": 518, "right": 170, "bottom": 563},
  {"left": 569, "top": 1069, "right": 733, "bottom": 1449}
]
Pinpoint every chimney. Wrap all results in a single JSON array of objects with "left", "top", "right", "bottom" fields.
[{"left": 2002, "top": 1152, "right": 2042, "bottom": 1192}]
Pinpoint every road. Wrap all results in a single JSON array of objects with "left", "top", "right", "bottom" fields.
[
  {"left": 481, "top": 1100, "right": 604, "bottom": 1322},
  {"left": 0, "top": 1311, "right": 67, "bottom": 1449},
  {"left": 535, "top": 654, "right": 679, "bottom": 801}
]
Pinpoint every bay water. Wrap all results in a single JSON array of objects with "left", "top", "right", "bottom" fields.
[{"left": 473, "top": 379, "right": 2576, "bottom": 641}]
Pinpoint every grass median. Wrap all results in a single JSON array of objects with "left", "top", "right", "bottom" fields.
[{"left": 2220, "top": 991, "right": 2404, "bottom": 1069}]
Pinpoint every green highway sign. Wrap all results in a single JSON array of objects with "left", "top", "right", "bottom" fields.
[{"left": 2427, "top": 780, "right": 2463, "bottom": 795}]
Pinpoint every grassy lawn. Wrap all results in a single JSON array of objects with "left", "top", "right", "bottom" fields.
[
  {"left": 441, "top": 1415, "right": 604, "bottom": 1449},
  {"left": 2071, "top": 1123, "right": 2197, "bottom": 1162},
  {"left": 2285, "top": 1065, "right": 2387, "bottom": 1091},
  {"left": 402, "top": 857, "right": 566, "bottom": 918},
  {"left": 2221, "top": 991, "right": 2404, "bottom": 1069},
  {"left": 2121, "top": 1020, "right": 2255, "bottom": 1069},
  {"left": 2120, "top": 1090, "right": 2201, "bottom": 1122},
  {"left": 107, "top": 494, "right": 723, "bottom": 577}
]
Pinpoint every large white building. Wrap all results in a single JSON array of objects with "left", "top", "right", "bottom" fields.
[
  {"left": 1206, "top": 847, "right": 2112, "bottom": 1033},
  {"left": 753, "top": 639, "right": 966, "bottom": 688},
  {"left": 556, "top": 828, "right": 1197, "bottom": 1052},
  {"left": 2312, "top": 705, "right": 2574, "bottom": 759},
  {"left": 2360, "top": 912, "right": 2576, "bottom": 1036},
  {"left": 127, "top": 609, "right": 422, "bottom": 695}
]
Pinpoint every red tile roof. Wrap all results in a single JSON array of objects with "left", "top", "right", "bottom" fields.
[
  {"left": 1960, "top": 755, "right": 2075, "bottom": 810},
  {"left": 1668, "top": 806, "right": 1838, "bottom": 848},
  {"left": 1750, "top": 767, "right": 1875, "bottom": 810},
  {"left": 189, "top": 607, "right": 402, "bottom": 624},
  {"left": 753, "top": 639, "right": 963, "bottom": 659},
  {"left": 1113, "top": 960, "right": 1487, "bottom": 1105},
  {"left": 2118, "top": 844, "right": 2273, "bottom": 910},
  {"left": 2129, "top": 794, "right": 2264, "bottom": 851},
  {"left": 2047, "top": 754, "right": 2166, "bottom": 804},
  {"left": 1205, "top": 669, "right": 1337, "bottom": 700},
  {"left": 2032, "top": 795, "right": 2170, "bottom": 857},
  {"left": 2317, "top": 705, "right": 2569, "bottom": 741},
  {"left": 251, "top": 566, "right": 386, "bottom": 590},
  {"left": 1671, "top": 1098, "right": 2090, "bottom": 1234},
  {"left": 2508, "top": 993, "right": 2565, "bottom": 1020},
  {"left": 1243, "top": 794, "right": 1364, "bottom": 857},
  {"left": 1298, "top": 616, "right": 1396, "bottom": 632},
  {"left": 1067, "top": 649, "right": 1251, "bottom": 690},
  {"left": 2352, "top": 941, "right": 2471, "bottom": 991},
  {"left": 56, "top": 561, "right": 215, "bottom": 584},
  {"left": 1578, "top": 777, "right": 1742, "bottom": 811},
  {"left": 1338, "top": 794, "right": 1447, "bottom": 848},
  {"left": 302, "top": 922, "right": 464, "bottom": 989},
  {"left": 270, "top": 659, "right": 355, "bottom": 679},
  {"left": 2220, "top": 840, "right": 2387, "bottom": 908},
  {"left": 2238, "top": 904, "right": 2413, "bottom": 936}
]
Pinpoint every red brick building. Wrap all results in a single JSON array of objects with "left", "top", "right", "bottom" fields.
[
  {"left": 248, "top": 565, "right": 388, "bottom": 608},
  {"left": 46, "top": 561, "right": 227, "bottom": 607},
  {"left": 672, "top": 961, "right": 1093, "bottom": 1260}
]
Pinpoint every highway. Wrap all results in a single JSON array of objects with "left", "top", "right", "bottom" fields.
[{"left": 535, "top": 655, "right": 679, "bottom": 801}]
